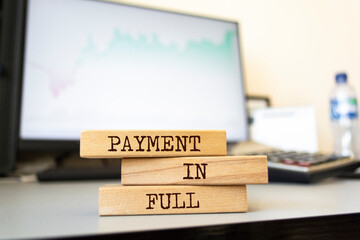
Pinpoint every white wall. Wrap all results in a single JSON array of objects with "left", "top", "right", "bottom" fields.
[{"left": 114, "top": 0, "right": 360, "bottom": 153}]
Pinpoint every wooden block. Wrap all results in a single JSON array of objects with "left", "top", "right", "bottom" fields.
[
  {"left": 80, "top": 130, "right": 226, "bottom": 158},
  {"left": 121, "top": 155, "right": 268, "bottom": 185},
  {"left": 99, "top": 185, "right": 247, "bottom": 216}
]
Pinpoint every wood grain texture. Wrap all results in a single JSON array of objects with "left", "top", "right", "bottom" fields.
[
  {"left": 121, "top": 155, "right": 268, "bottom": 185},
  {"left": 80, "top": 130, "right": 226, "bottom": 158},
  {"left": 99, "top": 185, "right": 247, "bottom": 216}
]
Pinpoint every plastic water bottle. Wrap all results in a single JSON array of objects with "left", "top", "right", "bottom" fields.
[{"left": 330, "top": 72, "right": 360, "bottom": 159}]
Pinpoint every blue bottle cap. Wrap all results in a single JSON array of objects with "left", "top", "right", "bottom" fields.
[{"left": 335, "top": 73, "right": 347, "bottom": 83}]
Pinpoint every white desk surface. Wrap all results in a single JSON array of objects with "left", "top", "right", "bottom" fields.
[{"left": 1, "top": 178, "right": 360, "bottom": 240}]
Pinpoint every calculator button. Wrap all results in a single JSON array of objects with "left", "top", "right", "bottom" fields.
[
  {"left": 282, "top": 158, "right": 296, "bottom": 165},
  {"left": 296, "top": 161, "right": 312, "bottom": 167}
]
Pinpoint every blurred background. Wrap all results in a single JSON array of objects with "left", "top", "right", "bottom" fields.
[{"left": 115, "top": 0, "right": 360, "bottom": 153}]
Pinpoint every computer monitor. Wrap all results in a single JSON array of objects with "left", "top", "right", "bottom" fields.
[{"left": 18, "top": 0, "right": 248, "bottom": 151}]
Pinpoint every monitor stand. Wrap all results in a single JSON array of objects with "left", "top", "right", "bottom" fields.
[{"left": 36, "top": 152, "right": 121, "bottom": 181}]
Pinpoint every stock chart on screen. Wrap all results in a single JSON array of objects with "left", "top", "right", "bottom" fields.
[{"left": 20, "top": 0, "right": 246, "bottom": 141}]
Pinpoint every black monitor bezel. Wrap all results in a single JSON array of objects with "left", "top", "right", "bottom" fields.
[{"left": 17, "top": 0, "right": 249, "bottom": 152}]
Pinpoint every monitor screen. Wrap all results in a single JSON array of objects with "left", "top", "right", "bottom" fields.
[{"left": 19, "top": 0, "right": 248, "bottom": 146}]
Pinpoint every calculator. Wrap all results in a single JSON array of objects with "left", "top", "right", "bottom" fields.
[{"left": 251, "top": 150, "right": 360, "bottom": 183}]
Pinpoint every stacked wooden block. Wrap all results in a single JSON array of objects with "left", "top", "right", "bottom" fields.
[{"left": 80, "top": 130, "right": 268, "bottom": 216}]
